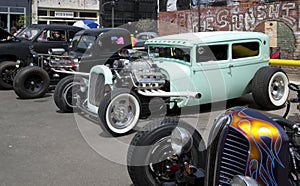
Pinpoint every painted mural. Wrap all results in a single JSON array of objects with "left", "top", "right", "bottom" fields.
[{"left": 159, "top": 1, "right": 300, "bottom": 59}]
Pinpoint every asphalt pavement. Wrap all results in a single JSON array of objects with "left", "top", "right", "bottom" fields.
[
  {"left": 0, "top": 90, "right": 132, "bottom": 186},
  {"left": 0, "top": 73, "right": 299, "bottom": 186}
]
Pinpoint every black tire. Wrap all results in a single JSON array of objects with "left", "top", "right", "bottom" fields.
[
  {"left": 0, "top": 61, "right": 16, "bottom": 89},
  {"left": 54, "top": 75, "right": 81, "bottom": 113},
  {"left": 252, "top": 66, "right": 289, "bottom": 110},
  {"left": 139, "top": 96, "right": 168, "bottom": 119},
  {"left": 127, "top": 117, "right": 206, "bottom": 186},
  {"left": 98, "top": 88, "right": 141, "bottom": 136},
  {"left": 13, "top": 66, "right": 50, "bottom": 99}
]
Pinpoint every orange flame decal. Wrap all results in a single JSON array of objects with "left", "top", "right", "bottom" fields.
[{"left": 229, "top": 110, "right": 284, "bottom": 185}]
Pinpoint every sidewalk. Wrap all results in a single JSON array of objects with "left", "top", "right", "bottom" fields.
[
  {"left": 281, "top": 66, "right": 299, "bottom": 84},
  {"left": 288, "top": 73, "right": 300, "bottom": 85}
]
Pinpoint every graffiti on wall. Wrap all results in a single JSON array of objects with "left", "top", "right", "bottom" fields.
[
  {"left": 159, "top": 1, "right": 300, "bottom": 59},
  {"left": 213, "top": 2, "right": 297, "bottom": 31},
  {"left": 160, "top": 1, "right": 298, "bottom": 33}
]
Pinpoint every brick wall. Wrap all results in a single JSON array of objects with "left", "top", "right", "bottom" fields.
[{"left": 159, "top": 0, "right": 300, "bottom": 59}]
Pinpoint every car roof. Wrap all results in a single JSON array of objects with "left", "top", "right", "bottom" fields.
[
  {"left": 75, "top": 27, "right": 130, "bottom": 37},
  {"left": 136, "top": 32, "right": 158, "bottom": 37},
  {"left": 27, "top": 24, "right": 83, "bottom": 30},
  {"left": 0, "top": 27, "right": 13, "bottom": 39},
  {"left": 146, "top": 31, "right": 269, "bottom": 47}
]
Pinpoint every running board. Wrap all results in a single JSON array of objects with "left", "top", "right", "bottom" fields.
[{"left": 137, "top": 89, "right": 201, "bottom": 98}]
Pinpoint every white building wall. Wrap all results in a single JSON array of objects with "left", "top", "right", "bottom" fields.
[
  {"left": 37, "top": 0, "right": 98, "bottom": 10},
  {"left": 31, "top": 0, "right": 100, "bottom": 24}
]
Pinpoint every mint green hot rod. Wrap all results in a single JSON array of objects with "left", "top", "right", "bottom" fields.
[{"left": 55, "top": 31, "right": 289, "bottom": 136}]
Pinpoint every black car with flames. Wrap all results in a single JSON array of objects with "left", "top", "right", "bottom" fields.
[{"left": 127, "top": 83, "right": 300, "bottom": 186}]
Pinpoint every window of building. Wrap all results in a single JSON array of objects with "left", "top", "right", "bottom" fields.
[
  {"left": 10, "top": 7, "right": 25, "bottom": 13},
  {"left": 0, "top": 7, "right": 8, "bottom": 12},
  {"left": 38, "top": 10, "right": 47, "bottom": 16},
  {"left": 79, "top": 12, "right": 97, "bottom": 18}
]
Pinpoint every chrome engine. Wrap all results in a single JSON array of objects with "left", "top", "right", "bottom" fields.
[{"left": 113, "top": 58, "right": 165, "bottom": 89}]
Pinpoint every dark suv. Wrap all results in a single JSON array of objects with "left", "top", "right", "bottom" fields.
[{"left": 0, "top": 24, "right": 83, "bottom": 90}]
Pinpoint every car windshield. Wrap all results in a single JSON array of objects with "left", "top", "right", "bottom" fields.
[
  {"left": 128, "top": 49, "right": 149, "bottom": 59},
  {"left": 15, "top": 27, "right": 41, "bottom": 40},
  {"left": 70, "top": 35, "right": 97, "bottom": 53},
  {"left": 149, "top": 46, "right": 191, "bottom": 63}
]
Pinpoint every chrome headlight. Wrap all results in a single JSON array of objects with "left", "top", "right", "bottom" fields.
[
  {"left": 171, "top": 127, "right": 193, "bottom": 155},
  {"left": 16, "top": 60, "right": 22, "bottom": 68},
  {"left": 79, "top": 78, "right": 88, "bottom": 93},
  {"left": 73, "top": 58, "right": 79, "bottom": 63},
  {"left": 231, "top": 175, "right": 259, "bottom": 186}
]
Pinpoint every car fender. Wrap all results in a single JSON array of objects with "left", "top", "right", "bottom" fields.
[
  {"left": 87, "top": 65, "right": 113, "bottom": 114},
  {"left": 89, "top": 65, "right": 113, "bottom": 85},
  {"left": 155, "top": 61, "right": 198, "bottom": 107}
]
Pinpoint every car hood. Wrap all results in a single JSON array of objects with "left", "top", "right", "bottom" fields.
[{"left": 0, "top": 28, "right": 14, "bottom": 39}]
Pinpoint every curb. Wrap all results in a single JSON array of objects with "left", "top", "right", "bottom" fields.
[{"left": 288, "top": 73, "right": 300, "bottom": 85}]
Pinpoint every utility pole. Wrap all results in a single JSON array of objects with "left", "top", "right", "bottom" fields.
[
  {"left": 99, "top": 0, "right": 102, "bottom": 26},
  {"left": 190, "top": 0, "right": 193, "bottom": 32},
  {"left": 28, "top": 0, "right": 32, "bottom": 25},
  {"left": 100, "top": 0, "right": 118, "bottom": 28},
  {"left": 198, "top": 0, "right": 201, "bottom": 32},
  {"left": 111, "top": 0, "right": 115, "bottom": 27}
]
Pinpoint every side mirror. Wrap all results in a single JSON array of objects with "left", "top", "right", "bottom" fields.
[
  {"left": 48, "top": 48, "right": 65, "bottom": 55},
  {"left": 231, "top": 175, "right": 260, "bottom": 186}
]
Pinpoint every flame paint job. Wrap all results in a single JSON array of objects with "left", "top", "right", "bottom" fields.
[{"left": 226, "top": 108, "right": 285, "bottom": 185}]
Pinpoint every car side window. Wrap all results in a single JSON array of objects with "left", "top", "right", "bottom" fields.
[
  {"left": 37, "top": 29, "right": 66, "bottom": 41},
  {"left": 49, "top": 30, "right": 66, "bottom": 41},
  {"left": 37, "top": 30, "right": 48, "bottom": 41},
  {"left": 68, "top": 31, "right": 77, "bottom": 41},
  {"left": 171, "top": 48, "right": 190, "bottom": 62},
  {"left": 196, "top": 44, "right": 228, "bottom": 63},
  {"left": 149, "top": 46, "right": 191, "bottom": 63},
  {"left": 232, "top": 42, "right": 259, "bottom": 59}
]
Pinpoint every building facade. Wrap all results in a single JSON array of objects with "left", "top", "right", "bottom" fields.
[
  {"left": 0, "top": 0, "right": 30, "bottom": 33},
  {"left": 101, "top": 0, "right": 157, "bottom": 28},
  {"left": 31, "top": 0, "right": 99, "bottom": 25},
  {"left": 30, "top": 0, "right": 158, "bottom": 31},
  {"left": 159, "top": 0, "right": 300, "bottom": 59}
]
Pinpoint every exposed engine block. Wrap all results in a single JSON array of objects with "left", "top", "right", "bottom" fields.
[{"left": 113, "top": 58, "right": 165, "bottom": 89}]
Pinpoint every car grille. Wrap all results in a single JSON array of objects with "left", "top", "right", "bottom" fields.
[
  {"left": 89, "top": 72, "right": 105, "bottom": 106},
  {"left": 218, "top": 127, "right": 249, "bottom": 185}
]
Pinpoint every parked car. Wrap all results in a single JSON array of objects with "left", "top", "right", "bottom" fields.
[
  {"left": 126, "top": 82, "right": 300, "bottom": 185},
  {"left": 53, "top": 28, "right": 133, "bottom": 110},
  {"left": 0, "top": 24, "right": 83, "bottom": 90},
  {"left": 55, "top": 31, "right": 289, "bottom": 136}
]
